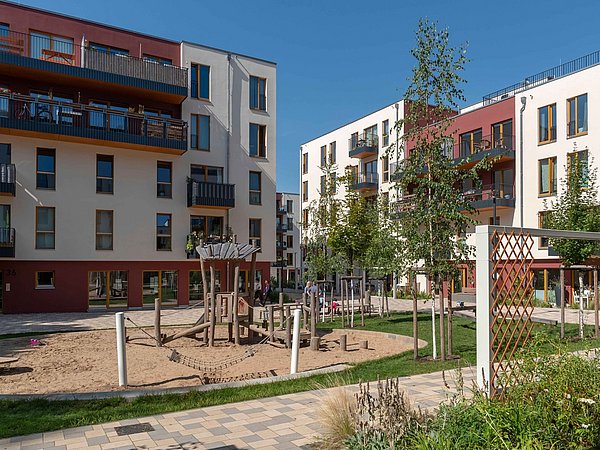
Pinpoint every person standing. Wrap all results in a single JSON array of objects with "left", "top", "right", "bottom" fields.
[{"left": 262, "top": 279, "right": 272, "bottom": 305}]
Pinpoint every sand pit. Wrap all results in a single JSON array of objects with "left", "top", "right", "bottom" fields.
[{"left": 0, "top": 326, "right": 420, "bottom": 395}]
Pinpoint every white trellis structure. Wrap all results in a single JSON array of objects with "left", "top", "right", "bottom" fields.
[{"left": 476, "top": 225, "right": 600, "bottom": 398}]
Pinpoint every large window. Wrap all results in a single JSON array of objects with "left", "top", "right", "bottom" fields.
[
  {"left": 320, "top": 145, "right": 327, "bottom": 166},
  {"left": 36, "top": 148, "right": 55, "bottom": 190},
  {"left": 320, "top": 175, "right": 326, "bottom": 194},
  {"left": 89, "top": 42, "right": 128, "bottom": 55},
  {"left": 157, "top": 161, "right": 172, "bottom": 198},
  {"left": 156, "top": 213, "right": 172, "bottom": 251},
  {"left": 567, "top": 94, "right": 588, "bottom": 137},
  {"left": 143, "top": 54, "right": 172, "bottom": 65},
  {"left": 249, "top": 123, "right": 266, "bottom": 157},
  {"left": 382, "top": 156, "right": 389, "bottom": 182},
  {"left": 95, "top": 210, "right": 113, "bottom": 250},
  {"left": 459, "top": 129, "right": 482, "bottom": 156},
  {"left": 539, "top": 157, "right": 557, "bottom": 196},
  {"left": 567, "top": 150, "right": 589, "bottom": 188},
  {"left": 191, "top": 63, "right": 210, "bottom": 100},
  {"left": 96, "top": 155, "right": 113, "bottom": 194},
  {"left": 36, "top": 206, "right": 55, "bottom": 249},
  {"left": 191, "top": 215, "right": 223, "bottom": 238},
  {"left": 30, "top": 31, "right": 74, "bottom": 63},
  {"left": 249, "top": 76, "right": 266, "bottom": 111},
  {"left": 302, "top": 153, "right": 308, "bottom": 174},
  {"left": 249, "top": 171, "right": 262, "bottom": 205},
  {"left": 191, "top": 165, "right": 223, "bottom": 183},
  {"left": 36, "top": 271, "right": 55, "bottom": 289},
  {"left": 286, "top": 199, "right": 293, "bottom": 213},
  {"left": 538, "top": 211, "right": 552, "bottom": 248},
  {"left": 249, "top": 218, "right": 261, "bottom": 249},
  {"left": 538, "top": 104, "right": 556, "bottom": 144},
  {"left": 302, "top": 181, "right": 308, "bottom": 202},
  {"left": 491, "top": 119, "right": 513, "bottom": 149},
  {"left": 329, "top": 142, "right": 336, "bottom": 164},
  {"left": 382, "top": 120, "right": 389, "bottom": 146},
  {"left": 143, "top": 270, "right": 178, "bottom": 305},
  {"left": 190, "top": 114, "right": 210, "bottom": 150}
]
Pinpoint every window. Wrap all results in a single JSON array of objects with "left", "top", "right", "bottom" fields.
[
  {"left": 364, "top": 125, "right": 378, "bottom": 146},
  {"left": 539, "top": 157, "right": 557, "bottom": 196},
  {"left": 286, "top": 199, "right": 293, "bottom": 213},
  {"left": 249, "top": 218, "right": 261, "bottom": 249},
  {"left": 249, "top": 76, "right": 266, "bottom": 111},
  {"left": 89, "top": 100, "right": 127, "bottom": 131},
  {"left": 35, "top": 271, "right": 55, "bottom": 289},
  {"left": 287, "top": 217, "right": 293, "bottom": 230},
  {"left": 190, "top": 63, "right": 210, "bottom": 100},
  {"left": 320, "top": 175, "right": 326, "bottom": 194},
  {"left": 493, "top": 168, "right": 514, "bottom": 198},
  {"left": 567, "top": 150, "right": 589, "bottom": 188},
  {"left": 488, "top": 216, "right": 500, "bottom": 226},
  {"left": 249, "top": 123, "right": 266, "bottom": 157},
  {"left": 190, "top": 215, "right": 223, "bottom": 238},
  {"left": 567, "top": 94, "right": 588, "bottom": 137},
  {"left": 36, "top": 206, "right": 55, "bottom": 249},
  {"left": 320, "top": 145, "right": 326, "bottom": 166},
  {"left": 302, "top": 153, "right": 308, "bottom": 174},
  {"left": 382, "top": 120, "right": 389, "bottom": 146},
  {"left": 96, "top": 210, "right": 113, "bottom": 250},
  {"left": 332, "top": 173, "right": 337, "bottom": 194},
  {"left": 538, "top": 211, "right": 552, "bottom": 248},
  {"left": 302, "top": 181, "right": 308, "bottom": 202},
  {"left": 459, "top": 129, "right": 482, "bottom": 157},
  {"left": 329, "top": 142, "right": 336, "bottom": 164},
  {"left": 350, "top": 132, "right": 358, "bottom": 149},
  {"left": 30, "top": 31, "right": 74, "bottom": 63},
  {"left": 156, "top": 213, "right": 172, "bottom": 251},
  {"left": 157, "top": 161, "right": 172, "bottom": 198},
  {"left": 287, "top": 253, "right": 294, "bottom": 266},
  {"left": 538, "top": 104, "right": 556, "bottom": 144},
  {"left": 191, "top": 165, "right": 223, "bottom": 183},
  {"left": 287, "top": 234, "right": 293, "bottom": 248},
  {"left": 492, "top": 119, "right": 513, "bottom": 149},
  {"left": 382, "top": 156, "right": 389, "bottom": 182},
  {"left": 143, "top": 54, "right": 172, "bottom": 65},
  {"left": 249, "top": 171, "right": 262, "bottom": 205},
  {"left": 89, "top": 42, "right": 128, "bottom": 55},
  {"left": 36, "top": 148, "right": 55, "bottom": 190},
  {"left": 96, "top": 155, "right": 113, "bottom": 193},
  {"left": 190, "top": 114, "right": 210, "bottom": 150}
]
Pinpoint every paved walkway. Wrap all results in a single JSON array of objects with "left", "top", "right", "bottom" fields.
[{"left": 0, "top": 366, "right": 475, "bottom": 450}]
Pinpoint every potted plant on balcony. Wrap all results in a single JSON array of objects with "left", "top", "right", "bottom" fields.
[{"left": 186, "top": 231, "right": 204, "bottom": 259}]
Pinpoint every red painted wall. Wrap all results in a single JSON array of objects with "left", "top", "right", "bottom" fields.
[
  {"left": 0, "top": 2, "right": 180, "bottom": 65},
  {"left": 0, "top": 260, "right": 271, "bottom": 313}
]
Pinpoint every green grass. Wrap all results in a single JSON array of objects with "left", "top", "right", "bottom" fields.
[{"left": 0, "top": 313, "right": 598, "bottom": 439}]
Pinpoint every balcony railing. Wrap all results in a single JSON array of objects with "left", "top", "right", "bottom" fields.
[
  {"left": 187, "top": 178, "right": 235, "bottom": 208},
  {"left": 0, "top": 92, "right": 187, "bottom": 151},
  {"left": 277, "top": 223, "right": 288, "bottom": 232},
  {"left": 349, "top": 132, "right": 378, "bottom": 158},
  {"left": 276, "top": 241, "right": 288, "bottom": 250},
  {"left": 0, "top": 163, "right": 16, "bottom": 195},
  {"left": 458, "top": 134, "right": 514, "bottom": 158},
  {"left": 0, "top": 29, "right": 188, "bottom": 89},
  {"left": 462, "top": 183, "right": 515, "bottom": 204},
  {"left": 277, "top": 206, "right": 287, "bottom": 215},
  {"left": 351, "top": 172, "right": 378, "bottom": 190},
  {"left": 0, "top": 227, "right": 15, "bottom": 257}
]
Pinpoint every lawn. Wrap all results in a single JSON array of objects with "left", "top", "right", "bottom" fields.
[{"left": 0, "top": 312, "right": 598, "bottom": 439}]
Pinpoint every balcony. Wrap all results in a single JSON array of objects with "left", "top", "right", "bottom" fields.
[
  {"left": 0, "top": 92, "right": 187, "bottom": 154},
  {"left": 276, "top": 241, "right": 288, "bottom": 250},
  {"left": 0, "top": 228, "right": 15, "bottom": 257},
  {"left": 187, "top": 178, "right": 235, "bottom": 209},
  {"left": 0, "top": 30, "right": 187, "bottom": 100},
  {"left": 277, "top": 223, "right": 288, "bottom": 233},
  {"left": 462, "top": 183, "right": 515, "bottom": 211},
  {"left": 0, "top": 163, "right": 16, "bottom": 196},
  {"left": 349, "top": 133, "right": 378, "bottom": 158},
  {"left": 277, "top": 206, "right": 287, "bottom": 215},
  {"left": 351, "top": 172, "right": 378, "bottom": 192},
  {"left": 389, "top": 161, "right": 404, "bottom": 182},
  {"left": 454, "top": 134, "right": 515, "bottom": 168}
]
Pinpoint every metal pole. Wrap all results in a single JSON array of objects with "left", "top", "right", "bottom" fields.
[
  {"left": 290, "top": 307, "right": 301, "bottom": 374},
  {"left": 115, "top": 312, "right": 127, "bottom": 387},
  {"left": 350, "top": 279, "right": 355, "bottom": 328},
  {"left": 560, "top": 267, "right": 565, "bottom": 339},
  {"left": 476, "top": 225, "right": 493, "bottom": 396},
  {"left": 519, "top": 97, "right": 527, "bottom": 228},
  {"left": 594, "top": 269, "right": 598, "bottom": 338}
]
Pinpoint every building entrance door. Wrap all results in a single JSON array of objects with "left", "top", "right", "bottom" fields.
[{"left": 88, "top": 271, "right": 128, "bottom": 308}]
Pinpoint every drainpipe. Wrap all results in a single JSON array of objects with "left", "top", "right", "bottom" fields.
[
  {"left": 519, "top": 97, "right": 527, "bottom": 228},
  {"left": 226, "top": 53, "right": 232, "bottom": 232}
]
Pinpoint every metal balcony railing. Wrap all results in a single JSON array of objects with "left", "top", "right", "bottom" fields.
[
  {"left": 461, "top": 183, "right": 514, "bottom": 203},
  {"left": 187, "top": 178, "right": 235, "bottom": 208},
  {"left": 0, "top": 92, "right": 187, "bottom": 150},
  {"left": 276, "top": 241, "right": 288, "bottom": 249},
  {"left": 277, "top": 223, "right": 288, "bottom": 232},
  {"left": 0, "top": 227, "right": 15, "bottom": 247},
  {"left": 277, "top": 207, "right": 287, "bottom": 215},
  {"left": 458, "top": 134, "right": 514, "bottom": 158},
  {"left": 0, "top": 29, "right": 188, "bottom": 88},
  {"left": 0, "top": 163, "right": 16, "bottom": 195},
  {"left": 349, "top": 132, "right": 378, "bottom": 153},
  {"left": 352, "top": 171, "right": 379, "bottom": 188}
]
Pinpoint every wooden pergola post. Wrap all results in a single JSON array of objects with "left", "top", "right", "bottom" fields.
[
  {"left": 233, "top": 263, "right": 240, "bottom": 345},
  {"left": 412, "top": 272, "right": 419, "bottom": 360},
  {"left": 248, "top": 251, "right": 257, "bottom": 343},
  {"left": 199, "top": 252, "right": 209, "bottom": 344},
  {"left": 209, "top": 265, "right": 216, "bottom": 347}
]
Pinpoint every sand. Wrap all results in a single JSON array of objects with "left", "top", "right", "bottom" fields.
[{"left": 0, "top": 326, "right": 418, "bottom": 395}]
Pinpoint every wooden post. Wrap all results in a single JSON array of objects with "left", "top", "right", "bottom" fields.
[
  {"left": 302, "top": 301, "right": 308, "bottom": 329},
  {"left": 447, "top": 287, "right": 453, "bottom": 357},
  {"left": 249, "top": 251, "right": 257, "bottom": 343},
  {"left": 233, "top": 264, "right": 240, "bottom": 345},
  {"left": 310, "top": 291, "right": 317, "bottom": 338},
  {"left": 278, "top": 292, "right": 284, "bottom": 329},
  {"left": 595, "top": 268, "right": 599, "bottom": 339},
  {"left": 310, "top": 336, "right": 320, "bottom": 351},
  {"left": 339, "top": 334, "right": 347, "bottom": 351},
  {"left": 359, "top": 340, "right": 368, "bottom": 350},
  {"left": 340, "top": 280, "right": 346, "bottom": 328},
  {"left": 209, "top": 265, "right": 216, "bottom": 347},
  {"left": 285, "top": 306, "right": 292, "bottom": 348},
  {"left": 199, "top": 254, "right": 209, "bottom": 344},
  {"left": 154, "top": 298, "right": 162, "bottom": 347},
  {"left": 560, "top": 267, "right": 565, "bottom": 339},
  {"left": 360, "top": 280, "right": 365, "bottom": 327},
  {"left": 268, "top": 305, "right": 275, "bottom": 342},
  {"left": 439, "top": 279, "right": 446, "bottom": 361},
  {"left": 413, "top": 273, "right": 419, "bottom": 360}
]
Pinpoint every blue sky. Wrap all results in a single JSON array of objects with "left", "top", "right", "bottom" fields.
[{"left": 16, "top": 0, "right": 600, "bottom": 193}]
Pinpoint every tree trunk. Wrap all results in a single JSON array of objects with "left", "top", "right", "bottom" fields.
[
  {"left": 413, "top": 273, "right": 419, "bottom": 360},
  {"left": 560, "top": 268, "right": 565, "bottom": 339},
  {"left": 579, "top": 271, "right": 585, "bottom": 339},
  {"left": 447, "top": 287, "right": 453, "bottom": 356},
  {"left": 439, "top": 278, "right": 446, "bottom": 361},
  {"left": 430, "top": 277, "right": 437, "bottom": 360}
]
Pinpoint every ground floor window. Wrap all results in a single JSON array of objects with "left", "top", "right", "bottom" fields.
[
  {"left": 35, "top": 271, "right": 54, "bottom": 289},
  {"left": 534, "top": 268, "right": 560, "bottom": 306},
  {"left": 143, "top": 270, "right": 178, "bottom": 305},
  {"left": 189, "top": 269, "right": 221, "bottom": 304},
  {"left": 88, "top": 271, "right": 128, "bottom": 308}
]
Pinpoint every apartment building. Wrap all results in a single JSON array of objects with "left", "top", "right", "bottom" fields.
[
  {"left": 0, "top": 1, "right": 276, "bottom": 313},
  {"left": 272, "top": 192, "right": 301, "bottom": 287},
  {"left": 301, "top": 51, "right": 600, "bottom": 302}
]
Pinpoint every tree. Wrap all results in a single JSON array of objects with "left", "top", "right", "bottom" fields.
[
  {"left": 391, "top": 19, "right": 490, "bottom": 360},
  {"left": 546, "top": 151, "right": 600, "bottom": 338}
]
